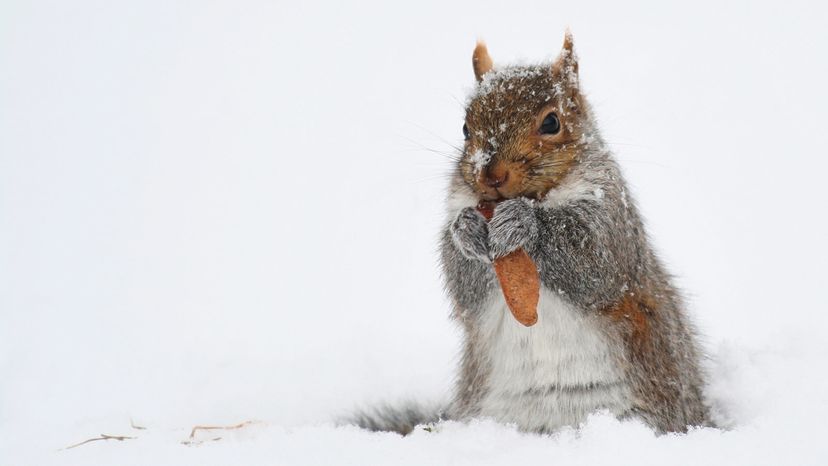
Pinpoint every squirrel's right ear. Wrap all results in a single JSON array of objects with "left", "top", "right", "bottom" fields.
[
  {"left": 473, "top": 41, "right": 493, "bottom": 82},
  {"left": 551, "top": 30, "right": 579, "bottom": 84}
]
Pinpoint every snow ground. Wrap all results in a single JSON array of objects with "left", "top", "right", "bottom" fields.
[{"left": 2, "top": 0, "right": 828, "bottom": 464}]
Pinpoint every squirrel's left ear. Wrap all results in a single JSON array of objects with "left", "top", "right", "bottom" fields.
[
  {"left": 551, "top": 30, "right": 579, "bottom": 85},
  {"left": 473, "top": 41, "right": 494, "bottom": 82}
]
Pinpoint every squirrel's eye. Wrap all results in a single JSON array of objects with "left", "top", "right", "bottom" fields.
[
  {"left": 462, "top": 123, "right": 470, "bottom": 141},
  {"left": 540, "top": 113, "right": 560, "bottom": 135}
]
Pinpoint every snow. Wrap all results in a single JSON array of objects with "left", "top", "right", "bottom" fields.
[
  {"left": 470, "top": 149, "right": 492, "bottom": 174},
  {"left": 2, "top": 0, "right": 828, "bottom": 465},
  {"left": 473, "top": 65, "right": 549, "bottom": 100}
]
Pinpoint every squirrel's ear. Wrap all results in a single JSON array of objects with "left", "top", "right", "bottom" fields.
[
  {"left": 551, "top": 30, "right": 579, "bottom": 84},
  {"left": 473, "top": 41, "right": 494, "bottom": 82}
]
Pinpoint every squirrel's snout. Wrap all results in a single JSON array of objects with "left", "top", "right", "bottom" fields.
[
  {"left": 483, "top": 167, "right": 508, "bottom": 188},
  {"left": 478, "top": 161, "right": 523, "bottom": 199}
]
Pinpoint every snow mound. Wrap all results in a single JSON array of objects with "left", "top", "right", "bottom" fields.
[{"left": 6, "top": 336, "right": 828, "bottom": 466}]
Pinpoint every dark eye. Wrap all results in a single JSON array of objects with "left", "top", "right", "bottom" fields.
[
  {"left": 540, "top": 113, "right": 560, "bottom": 135},
  {"left": 463, "top": 123, "right": 470, "bottom": 141}
]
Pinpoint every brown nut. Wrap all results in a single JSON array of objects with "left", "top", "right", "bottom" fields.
[{"left": 477, "top": 201, "right": 540, "bottom": 327}]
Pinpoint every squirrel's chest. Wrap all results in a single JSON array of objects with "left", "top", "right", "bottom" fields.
[{"left": 472, "top": 287, "right": 631, "bottom": 431}]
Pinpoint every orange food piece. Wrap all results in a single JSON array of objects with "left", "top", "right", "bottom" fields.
[{"left": 477, "top": 202, "right": 540, "bottom": 327}]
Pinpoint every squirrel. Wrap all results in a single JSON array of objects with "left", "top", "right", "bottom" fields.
[{"left": 352, "top": 32, "right": 712, "bottom": 435}]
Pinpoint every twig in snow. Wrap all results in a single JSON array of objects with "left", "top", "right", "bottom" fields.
[
  {"left": 129, "top": 419, "right": 147, "bottom": 430},
  {"left": 188, "top": 420, "right": 258, "bottom": 439},
  {"left": 181, "top": 420, "right": 260, "bottom": 445},
  {"left": 63, "top": 434, "right": 136, "bottom": 450}
]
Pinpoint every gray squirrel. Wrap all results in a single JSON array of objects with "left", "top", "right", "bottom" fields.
[{"left": 352, "top": 33, "right": 712, "bottom": 435}]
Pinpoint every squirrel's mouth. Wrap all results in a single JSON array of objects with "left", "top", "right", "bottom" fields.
[
  {"left": 478, "top": 191, "right": 506, "bottom": 202},
  {"left": 478, "top": 189, "right": 546, "bottom": 203},
  {"left": 476, "top": 179, "right": 518, "bottom": 201},
  {"left": 478, "top": 184, "right": 542, "bottom": 202}
]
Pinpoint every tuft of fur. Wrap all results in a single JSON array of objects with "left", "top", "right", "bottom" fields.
[{"left": 347, "top": 401, "right": 445, "bottom": 436}]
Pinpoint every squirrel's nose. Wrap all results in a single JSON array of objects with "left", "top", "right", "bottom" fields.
[{"left": 484, "top": 167, "right": 509, "bottom": 188}]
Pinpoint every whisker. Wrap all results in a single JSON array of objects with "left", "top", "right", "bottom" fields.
[{"left": 400, "top": 121, "right": 464, "bottom": 151}]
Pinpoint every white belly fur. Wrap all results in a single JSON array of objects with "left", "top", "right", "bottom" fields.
[{"left": 475, "top": 287, "right": 631, "bottom": 431}]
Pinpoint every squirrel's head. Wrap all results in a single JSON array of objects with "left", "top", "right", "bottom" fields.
[{"left": 460, "top": 32, "right": 594, "bottom": 201}]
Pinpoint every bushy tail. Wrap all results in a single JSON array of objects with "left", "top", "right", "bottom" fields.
[{"left": 345, "top": 400, "right": 447, "bottom": 435}]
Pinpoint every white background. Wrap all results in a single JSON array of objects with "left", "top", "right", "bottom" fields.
[{"left": 2, "top": 0, "right": 827, "bottom": 464}]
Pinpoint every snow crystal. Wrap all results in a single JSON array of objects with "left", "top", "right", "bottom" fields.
[
  {"left": 470, "top": 66, "right": 548, "bottom": 101},
  {"left": 553, "top": 82, "right": 564, "bottom": 97},
  {"left": 469, "top": 149, "right": 491, "bottom": 174}
]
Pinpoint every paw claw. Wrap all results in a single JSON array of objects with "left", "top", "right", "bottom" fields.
[
  {"left": 450, "top": 207, "right": 491, "bottom": 262},
  {"left": 488, "top": 198, "right": 538, "bottom": 259}
]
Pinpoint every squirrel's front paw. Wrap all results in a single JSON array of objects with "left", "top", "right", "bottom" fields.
[
  {"left": 450, "top": 207, "right": 491, "bottom": 262},
  {"left": 488, "top": 198, "right": 539, "bottom": 259}
]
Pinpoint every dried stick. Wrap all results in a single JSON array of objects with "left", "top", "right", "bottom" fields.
[
  {"left": 188, "top": 420, "right": 258, "bottom": 440},
  {"left": 181, "top": 420, "right": 259, "bottom": 446},
  {"left": 129, "top": 419, "right": 147, "bottom": 430},
  {"left": 63, "top": 434, "right": 136, "bottom": 450}
]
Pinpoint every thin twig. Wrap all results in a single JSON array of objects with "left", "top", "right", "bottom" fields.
[
  {"left": 188, "top": 420, "right": 258, "bottom": 439},
  {"left": 129, "top": 419, "right": 147, "bottom": 430},
  {"left": 63, "top": 434, "right": 136, "bottom": 450}
]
